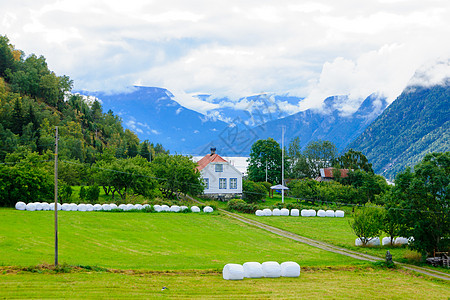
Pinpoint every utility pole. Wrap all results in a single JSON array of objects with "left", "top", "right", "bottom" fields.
[
  {"left": 54, "top": 126, "right": 59, "bottom": 266},
  {"left": 265, "top": 159, "right": 268, "bottom": 182},
  {"left": 281, "top": 125, "right": 285, "bottom": 204}
]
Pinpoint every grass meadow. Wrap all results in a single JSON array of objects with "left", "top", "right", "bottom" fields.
[{"left": 1, "top": 208, "right": 449, "bottom": 298}]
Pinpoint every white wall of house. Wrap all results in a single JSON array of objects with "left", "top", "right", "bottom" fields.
[{"left": 201, "top": 162, "right": 242, "bottom": 194}]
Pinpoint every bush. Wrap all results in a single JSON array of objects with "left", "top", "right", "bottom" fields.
[
  {"left": 350, "top": 204, "right": 384, "bottom": 246},
  {"left": 58, "top": 182, "right": 72, "bottom": 203},
  {"left": 227, "top": 199, "right": 259, "bottom": 214},
  {"left": 85, "top": 184, "right": 100, "bottom": 203},
  {"left": 242, "top": 180, "right": 266, "bottom": 203}
]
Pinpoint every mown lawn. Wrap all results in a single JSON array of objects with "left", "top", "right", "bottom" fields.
[{"left": 0, "top": 267, "right": 448, "bottom": 299}]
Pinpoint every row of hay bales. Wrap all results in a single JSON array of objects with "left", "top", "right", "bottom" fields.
[
  {"left": 355, "top": 236, "right": 413, "bottom": 246},
  {"left": 14, "top": 202, "right": 213, "bottom": 213},
  {"left": 223, "top": 261, "right": 300, "bottom": 280},
  {"left": 255, "top": 208, "right": 345, "bottom": 217}
]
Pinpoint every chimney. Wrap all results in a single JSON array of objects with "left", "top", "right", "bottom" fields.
[{"left": 210, "top": 147, "right": 216, "bottom": 156}]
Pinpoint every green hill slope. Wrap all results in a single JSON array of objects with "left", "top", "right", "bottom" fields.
[{"left": 346, "top": 82, "right": 450, "bottom": 180}]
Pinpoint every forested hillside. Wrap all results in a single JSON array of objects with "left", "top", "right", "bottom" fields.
[
  {"left": 347, "top": 82, "right": 450, "bottom": 179},
  {"left": 0, "top": 35, "right": 167, "bottom": 164}
]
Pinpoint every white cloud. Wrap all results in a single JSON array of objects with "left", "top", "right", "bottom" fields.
[{"left": 1, "top": 0, "right": 449, "bottom": 115}]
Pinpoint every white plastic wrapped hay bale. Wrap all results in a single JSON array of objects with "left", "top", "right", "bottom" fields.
[
  {"left": 272, "top": 208, "right": 281, "bottom": 216},
  {"left": 262, "top": 261, "right": 281, "bottom": 278},
  {"left": 281, "top": 262, "right": 300, "bottom": 277},
  {"left": 102, "top": 204, "right": 112, "bottom": 211},
  {"left": 382, "top": 237, "right": 393, "bottom": 246},
  {"left": 170, "top": 205, "right": 180, "bottom": 212},
  {"left": 280, "top": 208, "right": 289, "bottom": 216},
  {"left": 223, "top": 264, "right": 244, "bottom": 280},
  {"left": 203, "top": 206, "right": 214, "bottom": 213},
  {"left": 15, "top": 202, "right": 26, "bottom": 210},
  {"left": 355, "top": 238, "right": 363, "bottom": 246},
  {"left": 61, "top": 203, "right": 71, "bottom": 211},
  {"left": 134, "top": 204, "right": 143, "bottom": 210},
  {"left": 308, "top": 209, "right": 316, "bottom": 217},
  {"left": 34, "top": 202, "right": 43, "bottom": 211},
  {"left": 255, "top": 210, "right": 263, "bottom": 216},
  {"left": 317, "top": 209, "right": 326, "bottom": 217},
  {"left": 77, "top": 204, "right": 87, "bottom": 212},
  {"left": 191, "top": 206, "right": 200, "bottom": 213},
  {"left": 110, "top": 203, "right": 118, "bottom": 209},
  {"left": 26, "top": 203, "right": 36, "bottom": 211},
  {"left": 41, "top": 202, "right": 50, "bottom": 210},
  {"left": 93, "top": 204, "right": 103, "bottom": 211},
  {"left": 243, "top": 262, "right": 263, "bottom": 278},
  {"left": 154, "top": 205, "right": 162, "bottom": 212},
  {"left": 394, "top": 237, "right": 408, "bottom": 245},
  {"left": 161, "top": 205, "right": 170, "bottom": 212},
  {"left": 49, "top": 203, "right": 62, "bottom": 211},
  {"left": 126, "top": 204, "right": 135, "bottom": 211},
  {"left": 118, "top": 204, "right": 127, "bottom": 211},
  {"left": 301, "top": 209, "right": 309, "bottom": 217},
  {"left": 335, "top": 210, "right": 345, "bottom": 218},
  {"left": 70, "top": 203, "right": 78, "bottom": 211},
  {"left": 180, "top": 205, "right": 188, "bottom": 211},
  {"left": 263, "top": 208, "right": 272, "bottom": 216},
  {"left": 367, "top": 237, "right": 380, "bottom": 246},
  {"left": 85, "top": 204, "right": 93, "bottom": 211},
  {"left": 142, "top": 204, "right": 150, "bottom": 209},
  {"left": 325, "top": 210, "right": 335, "bottom": 217},
  {"left": 290, "top": 209, "right": 300, "bottom": 217}
]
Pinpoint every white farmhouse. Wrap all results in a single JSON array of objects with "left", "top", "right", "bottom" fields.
[{"left": 196, "top": 148, "right": 243, "bottom": 199}]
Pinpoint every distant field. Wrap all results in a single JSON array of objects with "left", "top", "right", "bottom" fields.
[{"left": 0, "top": 209, "right": 364, "bottom": 270}]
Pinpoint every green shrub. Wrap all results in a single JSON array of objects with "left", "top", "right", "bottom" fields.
[
  {"left": 85, "top": 184, "right": 100, "bottom": 203},
  {"left": 242, "top": 180, "right": 266, "bottom": 203},
  {"left": 227, "top": 199, "right": 258, "bottom": 214}
]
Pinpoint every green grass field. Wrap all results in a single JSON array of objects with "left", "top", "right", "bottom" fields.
[{"left": 1, "top": 208, "right": 449, "bottom": 298}]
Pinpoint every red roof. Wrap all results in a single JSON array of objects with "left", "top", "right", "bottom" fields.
[
  {"left": 321, "top": 167, "right": 350, "bottom": 178},
  {"left": 196, "top": 153, "right": 227, "bottom": 171}
]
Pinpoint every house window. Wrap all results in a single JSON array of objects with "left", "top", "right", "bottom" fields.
[
  {"left": 230, "top": 178, "right": 237, "bottom": 189},
  {"left": 215, "top": 164, "right": 223, "bottom": 172},
  {"left": 219, "top": 178, "right": 227, "bottom": 189},
  {"left": 204, "top": 178, "right": 209, "bottom": 189}
]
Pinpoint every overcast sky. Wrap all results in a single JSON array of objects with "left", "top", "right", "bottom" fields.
[{"left": 1, "top": 0, "right": 449, "bottom": 114}]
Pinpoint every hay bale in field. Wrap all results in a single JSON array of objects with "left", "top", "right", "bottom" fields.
[
  {"left": 255, "top": 210, "right": 263, "bottom": 216},
  {"left": 335, "top": 210, "right": 345, "bottom": 218},
  {"left": 394, "top": 237, "right": 408, "bottom": 245},
  {"left": 161, "top": 205, "right": 170, "bottom": 212},
  {"left": 203, "top": 206, "right": 214, "bottom": 213},
  {"left": 180, "top": 205, "right": 188, "bottom": 211},
  {"left": 41, "top": 202, "right": 50, "bottom": 210},
  {"left": 262, "top": 209, "right": 272, "bottom": 216},
  {"left": 34, "top": 202, "right": 43, "bottom": 211},
  {"left": 301, "top": 209, "right": 309, "bottom": 217},
  {"left": 110, "top": 203, "right": 118, "bottom": 209},
  {"left": 290, "top": 209, "right": 300, "bottom": 216},
  {"left": 61, "top": 203, "right": 71, "bottom": 211},
  {"left": 191, "top": 206, "right": 200, "bottom": 213},
  {"left": 325, "top": 210, "right": 335, "bottom": 217},
  {"left": 49, "top": 203, "right": 62, "bottom": 211},
  {"left": 15, "top": 202, "right": 26, "bottom": 210},
  {"left": 84, "top": 204, "right": 93, "bottom": 211},
  {"left": 93, "top": 204, "right": 103, "bottom": 211},
  {"left": 134, "top": 204, "right": 143, "bottom": 210},
  {"left": 26, "top": 203, "right": 36, "bottom": 211},
  {"left": 142, "top": 204, "right": 150, "bottom": 209},
  {"left": 317, "top": 209, "right": 326, "bottom": 217},
  {"left": 125, "top": 204, "right": 135, "bottom": 211},
  {"left": 367, "top": 237, "right": 380, "bottom": 246},
  {"left": 280, "top": 208, "right": 289, "bottom": 216},
  {"left": 70, "top": 203, "right": 78, "bottom": 211},
  {"left": 243, "top": 262, "right": 263, "bottom": 278},
  {"left": 77, "top": 204, "right": 87, "bottom": 212},
  {"left": 281, "top": 261, "right": 300, "bottom": 277},
  {"left": 223, "top": 264, "right": 244, "bottom": 280},
  {"left": 308, "top": 209, "right": 316, "bottom": 217},
  {"left": 382, "top": 237, "right": 393, "bottom": 246},
  {"left": 154, "top": 205, "right": 162, "bottom": 212},
  {"left": 118, "top": 204, "right": 127, "bottom": 211},
  {"left": 170, "top": 205, "right": 180, "bottom": 212},
  {"left": 262, "top": 261, "right": 281, "bottom": 278},
  {"left": 102, "top": 204, "right": 112, "bottom": 211},
  {"left": 272, "top": 208, "right": 281, "bottom": 216},
  {"left": 355, "top": 238, "right": 363, "bottom": 246}
]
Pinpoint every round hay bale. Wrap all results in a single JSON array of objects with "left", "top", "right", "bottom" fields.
[
  {"left": 355, "top": 238, "right": 363, "bottom": 246},
  {"left": 203, "top": 206, "right": 214, "bottom": 213},
  {"left": 69, "top": 203, "right": 78, "bottom": 211},
  {"left": 134, "top": 204, "right": 143, "bottom": 210},
  {"left": 281, "top": 261, "right": 300, "bottom": 277},
  {"left": 255, "top": 210, "right": 263, "bottom": 216},
  {"left": 301, "top": 209, "right": 309, "bottom": 217},
  {"left": 93, "top": 204, "right": 103, "bottom": 211},
  {"left": 280, "top": 208, "right": 289, "bottom": 216},
  {"left": 26, "top": 203, "right": 36, "bottom": 211},
  {"left": 61, "top": 203, "right": 71, "bottom": 211},
  {"left": 191, "top": 206, "right": 200, "bottom": 213},
  {"left": 170, "top": 205, "right": 181, "bottom": 212},
  {"left": 290, "top": 209, "right": 300, "bottom": 217},
  {"left": 77, "top": 204, "right": 87, "bottom": 212},
  {"left": 325, "top": 210, "right": 335, "bottom": 217},
  {"left": 34, "top": 202, "right": 43, "bottom": 211},
  {"left": 102, "top": 204, "right": 112, "bottom": 211},
  {"left": 262, "top": 208, "right": 272, "bottom": 216},
  {"left": 223, "top": 264, "right": 244, "bottom": 280},
  {"left": 243, "top": 262, "right": 263, "bottom": 278},
  {"left": 394, "top": 237, "right": 408, "bottom": 245},
  {"left": 317, "top": 209, "right": 326, "bottom": 217},
  {"left": 161, "top": 205, "right": 170, "bottom": 212},
  {"left": 180, "top": 205, "right": 188, "bottom": 211},
  {"left": 308, "top": 209, "right": 316, "bottom": 217},
  {"left": 262, "top": 261, "right": 281, "bottom": 278},
  {"left": 382, "top": 237, "right": 393, "bottom": 246},
  {"left": 118, "top": 204, "right": 127, "bottom": 211},
  {"left": 41, "top": 202, "right": 50, "bottom": 210},
  {"left": 15, "top": 202, "right": 26, "bottom": 210},
  {"left": 126, "top": 204, "right": 135, "bottom": 211},
  {"left": 85, "top": 204, "right": 93, "bottom": 211},
  {"left": 49, "top": 203, "right": 62, "bottom": 211},
  {"left": 367, "top": 237, "right": 380, "bottom": 246},
  {"left": 110, "top": 203, "right": 118, "bottom": 209},
  {"left": 272, "top": 208, "right": 281, "bottom": 216},
  {"left": 335, "top": 210, "right": 345, "bottom": 218},
  {"left": 154, "top": 205, "right": 162, "bottom": 212},
  {"left": 142, "top": 204, "right": 151, "bottom": 209}
]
